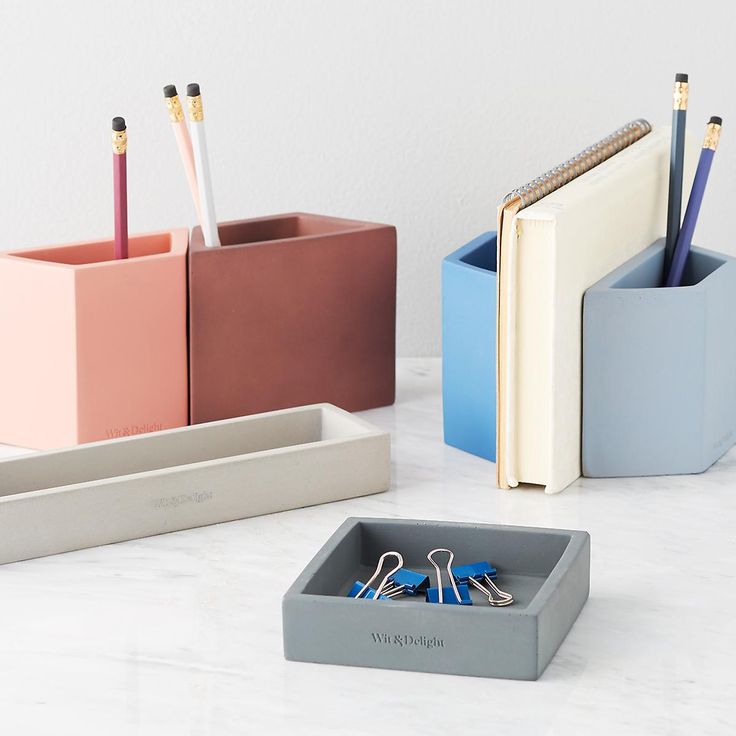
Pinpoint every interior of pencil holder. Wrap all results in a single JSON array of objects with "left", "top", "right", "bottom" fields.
[
  {"left": 612, "top": 247, "right": 725, "bottom": 289},
  {"left": 302, "top": 520, "right": 571, "bottom": 610},
  {"left": 218, "top": 214, "right": 368, "bottom": 247},
  {"left": 9, "top": 233, "right": 172, "bottom": 265},
  {"left": 459, "top": 236, "right": 497, "bottom": 273}
]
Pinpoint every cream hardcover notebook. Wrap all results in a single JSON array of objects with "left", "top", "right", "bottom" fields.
[{"left": 496, "top": 123, "right": 697, "bottom": 494}]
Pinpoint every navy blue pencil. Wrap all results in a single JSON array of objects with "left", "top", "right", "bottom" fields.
[
  {"left": 665, "top": 117, "right": 722, "bottom": 288},
  {"left": 664, "top": 73, "right": 689, "bottom": 277}
]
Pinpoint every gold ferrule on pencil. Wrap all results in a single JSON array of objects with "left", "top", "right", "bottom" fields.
[
  {"left": 703, "top": 121, "right": 721, "bottom": 151},
  {"left": 165, "top": 94, "right": 185, "bottom": 123},
  {"left": 187, "top": 94, "right": 204, "bottom": 122},
  {"left": 673, "top": 81, "right": 689, "bottom": 111},
  {"left": 112, "top": 128, "right": 128, "bottom": 154}
]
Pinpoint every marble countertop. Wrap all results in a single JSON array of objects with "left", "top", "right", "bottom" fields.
[{"left": 1, "top": 359, "right": 733, "bottom": 735}]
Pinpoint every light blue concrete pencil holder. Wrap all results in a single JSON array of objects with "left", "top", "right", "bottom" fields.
[
  {"left": 583, "top": 238, "right": 736, "bottom": 477},
  {"left": 442, "top": 232, "right": 496, "bottom": 461}
]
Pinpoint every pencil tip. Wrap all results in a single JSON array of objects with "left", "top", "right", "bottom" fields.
[
  {"left": 186, "top": 82, "right": 200, "bottom": 97},
  {"left": 710, "top": 116, "right": 722, "bottom": 126},
  {"left": 675, "top": 73, "right": 688, "bottom": 83},
  {"left": 112, "top": 116, "right": 126, "bottom": 132},
  {"left": 163, "top": 84, "right": 177, "bottom": 98}
]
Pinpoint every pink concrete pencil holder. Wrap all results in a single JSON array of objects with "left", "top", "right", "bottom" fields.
[{"left": 0, "top": 229, "right": 189, "bottom": 449}]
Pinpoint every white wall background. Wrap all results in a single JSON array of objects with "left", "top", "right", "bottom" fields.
[{"left": 0, "top": 0, "right": 733, "bottom": 355}]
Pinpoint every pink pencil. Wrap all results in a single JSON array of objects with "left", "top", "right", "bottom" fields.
[
  {"left": 112, "top": 117, "right": 128, "bottom": 259},
  {"left": 163, "top": 85, "right": 201, "bottom": 222}
]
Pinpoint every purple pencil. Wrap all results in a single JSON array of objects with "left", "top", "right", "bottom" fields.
[
  {"left": 665, "top": 116, "right": 722, "bottom": 287},
  {"left": 112, "top": 117, "right": 128, "bottom": 260}
]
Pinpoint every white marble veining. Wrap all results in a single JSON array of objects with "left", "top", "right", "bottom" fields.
[{"left": 1, "top": 358, "right": 734, "bottom": 735}]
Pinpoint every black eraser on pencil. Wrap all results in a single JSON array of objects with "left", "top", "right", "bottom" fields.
[
  {"left": 710, "top": 116, "right": 723, "bottom": 126},
  {"left": 675, "top": 73, "right": 688, "bottom": 83},
  {"left": 163, "top": 84, "right": 178, "bottom": 98},
  {"left": 187, "top": 83, "right": 200, "bottom": 97},
  {"left": 112, "top": 116, "right": 126, "bottom": 131}
]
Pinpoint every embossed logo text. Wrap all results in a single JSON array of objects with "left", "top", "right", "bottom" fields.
[
  {"left": 370, "top": 633, "right": 445, "bottom": 649},
  {"left": 106, "top": 422, "right": 163, "bottom": 439},
  {"left": 152, "top": 491, "right": 214, "bottom": 509}
]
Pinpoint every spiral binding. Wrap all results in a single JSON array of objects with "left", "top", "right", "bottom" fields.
[{"left": 504, "top": 119, "right": 653, "bottom": 209}]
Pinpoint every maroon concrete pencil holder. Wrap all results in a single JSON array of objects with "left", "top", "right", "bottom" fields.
[{"left": 188, "top": 212, "right": 396, "bottom": 424}]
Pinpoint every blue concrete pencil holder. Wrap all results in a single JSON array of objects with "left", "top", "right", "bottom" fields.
[
  {"left": 442, "top": 232, "right": 497, "bottom": 461},
  {"left": 583, "top": 238, "right": 736, "bottom": 478}
]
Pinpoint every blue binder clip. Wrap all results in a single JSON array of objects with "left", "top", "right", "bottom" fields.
[
  {"left": 425, "top": 548, "right": 472, "bottom": 605},
  {"left": 452, "top": 561, "right": 497, "bottom": 581},
  {"left": 347, "top": 551, "right": 404, "bottom": 601},
  {"left": 452, "top": 560, "right": 514, "bottom": 606},
  {"left": 381, "top": 568, "right": 430, "bottom": 598},
  {"left": 348, "top": 581, "right": 388, "bottom": 600}
]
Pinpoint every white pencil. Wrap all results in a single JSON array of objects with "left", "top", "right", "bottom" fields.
[{"left": 187, "top": 82, "right": 220, "bottom": 247}]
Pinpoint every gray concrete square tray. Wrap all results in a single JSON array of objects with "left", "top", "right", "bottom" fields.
[
  {"left": 283, "top": 518, "right": 590, "bottom": 680},
  {"left": 0, "top": 404, "right": 389, "bottom": 565}
]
